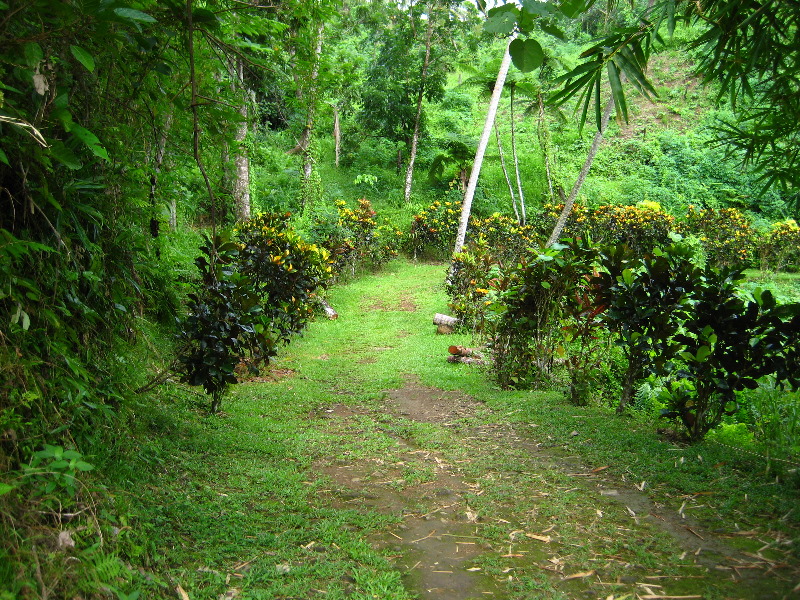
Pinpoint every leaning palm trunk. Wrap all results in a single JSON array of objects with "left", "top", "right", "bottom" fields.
[
  {"left": 495, "top": 119, "right": 519, "bottom": 222},
  {"left": 509, "top": 85, "right": 526, "bottom": 225},
  {"left": 453, "top": 36, "right": 515, "bottom": 256},
  {"left": 546, "top": 97, "right": 615, "bottom": 247}
]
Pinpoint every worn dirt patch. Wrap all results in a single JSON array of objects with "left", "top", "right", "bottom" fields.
[
  {"left": 237, "top": 366, "right": 295, "bottom": 383},
  {"left": 313, "top": 378, "right": 796, "bottom": 599},
  {"left": 365, "top": 293, "right": 418, "bottom": 312}
]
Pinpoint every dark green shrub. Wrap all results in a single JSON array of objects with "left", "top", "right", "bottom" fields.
[
  {"left": 487, "top": 240, "right": 597, "bottom": 389},
  {"left": 669, "top": 272, "right": 800, "bottom": 442},
  {"left": 177, "top": 235, "right": 264, "bottom": 412},
  {"left": 594, "top": 243, "right": 701, "bottom": 413},
  {"left": 178, "top": 216, "right": 332, "bottom": 412}
]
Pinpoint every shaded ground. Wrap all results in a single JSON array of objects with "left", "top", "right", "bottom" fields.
[{"left": 313, "top": 376, "right": 797, "bottom": 599}]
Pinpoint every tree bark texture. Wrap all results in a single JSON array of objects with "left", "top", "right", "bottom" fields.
[{"left": 232, "top": 57, "right": 251, "bottom": 222}]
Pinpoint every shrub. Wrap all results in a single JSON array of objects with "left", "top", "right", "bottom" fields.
[
  {"left": 594, "top": 243, "right": 702, "bottom": 413},
  {"left": 408, "top": 199, "right": 462, "bottom": 259},
  {"left": 680, "top": 206, "right": 755, "bottom": 268},
  {"left": 486, "top": 240, "right": 598, "bottom": 389},
  {"left": 758, "top": 219, "right": 800, "bottom": 272},
  {"left": 309, "top": 199, "right": 403, "bottom": 277},
  {"left": 588, "top": 202, "right": 675, "bottom": 256},
  {"left": 670, "top": 274, "right": 800, "bottom": 442},
  {"left": 236, "top": 212, "right": 333, "bottom": 343},
  {"left": 178, "top": 216, "right": 332, "bottom": 411}
]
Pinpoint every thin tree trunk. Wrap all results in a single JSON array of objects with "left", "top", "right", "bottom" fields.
[
  {"left": 332, "top": 104, "right": 341, "bottom": 168},
  {"left": 537, "top": 92, "right": 555, "bottom": 203},
  {"left": 453, "top": 36, "right": 515, "bottom": 256},
  {"left": 546, "top": 97, "right": 615, "bottom": 247},
  {"left": 232, "top": 57, "right": 250, "bottom": 222},
  {"left": 495, "top": 119, "right": 518, "bottom": 222},
  {"left": 288, "top": 21, "right": 325, "bottom": 183},
  {"left": 187, "top": 0, "right": 217, "bottom": 241},
  {"left": 510, "top": 85, "right": 526, "bottom": 225},
  {"left": 149, "top": 109, "right": 173, "bottom": 238},
  {"left": 404, "top": 12, "right": 434, "bottom": 204}
]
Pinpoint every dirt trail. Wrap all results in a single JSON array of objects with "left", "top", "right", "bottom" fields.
[{"left": 315, "top": 376, "right": 794, "bottom": 599}]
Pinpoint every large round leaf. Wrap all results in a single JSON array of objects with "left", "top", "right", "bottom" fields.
[{"left": 509, "top": 38, "right": 544, "bottom": 73}]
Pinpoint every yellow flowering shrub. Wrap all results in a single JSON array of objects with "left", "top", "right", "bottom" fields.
[
  {"left": 758, "top": 219, "right": 800, "bottom": 272},
  {"left": 680, "top": 207, "right": 755, "bottom": 268}
]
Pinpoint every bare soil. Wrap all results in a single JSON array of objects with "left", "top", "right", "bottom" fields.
[{"left": 314, "top": 376, "right": 797, "bottom": 599}]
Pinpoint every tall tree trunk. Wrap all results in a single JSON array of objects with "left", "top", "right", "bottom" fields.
[
  {"left": 332, "top": 103, "right": 341, "bottom": 168},
  {"left": 149, "top": 109, "right": 173, "bottom": 238},
  {"left": 453, "top": 36, "right": 515, "bottom": 256},
  {"left": 510, "top": 85, "right": 526, "bottom": 225},
  {"left": 537, "top": 92, "right": 555, "bottom": 203},
  {"left": 403, "top": 11, "right": 434, "bottom": 204},
  {"left": 495, "top": 119, "right": 518, "bottom": 222},
  {"left": 546, "top": 97, "right": 615, "bottom": 247},
  {"left": 288, "top": 22, "right": 325, "bottom": 184},
  {"left": 232, "top": 57, "right": 250, "bottom": 222}
]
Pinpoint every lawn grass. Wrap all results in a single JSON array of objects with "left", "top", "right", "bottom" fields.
[{"left": 94, "top": 258, "right": 799, "bottom": 599}]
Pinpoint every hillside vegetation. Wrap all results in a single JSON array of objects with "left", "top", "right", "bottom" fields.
[{"left": 1, "top": 0, "right": 798, "bottom": 597}]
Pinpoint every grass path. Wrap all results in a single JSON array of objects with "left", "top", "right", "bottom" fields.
[{"left": 132, "top": 259, "right": 799, "bottom": 599}]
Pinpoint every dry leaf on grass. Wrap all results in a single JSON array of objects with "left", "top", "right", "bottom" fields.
[
  {"left": 563, "top": 569, "right": 595, "bottom": 580},
  {"left": 525, "top": 533, "right": 552, "bottom": 543},
  {"left": 176, "top": 585, "right": 190, "bottom": 600}
]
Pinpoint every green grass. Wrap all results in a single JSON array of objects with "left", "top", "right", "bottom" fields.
[{"left": 11, "top": 258, "right": 796, "bottom": 599}]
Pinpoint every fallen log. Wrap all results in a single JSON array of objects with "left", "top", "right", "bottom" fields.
[
  {"left": 448, "top": 345, "right": 482, "bottom": 358},
  {"left": 433, "top": 313, "right": 459, "bottom": 327},
  {"left": 447, "top": 355, "right": 488, "bottom": 366},
  {"left": 433, "top": 313, "right": 459, "bottom": 334},
  {"left": 319, "top": 298, "right": 338, "bottom": 320}
]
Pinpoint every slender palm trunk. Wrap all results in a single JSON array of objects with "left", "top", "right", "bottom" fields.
[
  {"left": 546, "top": 97, "right": 615, "bottom": 247},
  {"left": 495, "top": 119, "right": 518, "bottom": 222},
  {"left": 453, "top": 35, "right": 516, "bottom": 256},
  {"left": 510, "top": 85, "right": 526, "bottom": 225},
  {"left": 404, "top": 13, "right": 433, "bottom": 204},
  {"left": 332, "top": 104, "right": 341, "bottom": 168},
  {"left": 537, "top": 92, "right": 555, "bottom": 203}
]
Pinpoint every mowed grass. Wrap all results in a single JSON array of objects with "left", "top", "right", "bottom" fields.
[{"left": 113, "top": 259, "right": 799, "bottom": 599}]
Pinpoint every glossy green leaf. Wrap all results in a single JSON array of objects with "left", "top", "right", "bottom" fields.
[
  {"left": 509, "top": 38, "right": 544, "bottom": 73},
  {"left": 49, "top": 141, "right": 83, "bottom": 170},
  {"left": 70, "top": 45, "right": 95, "bottom": 72},
  {"left": 559, "top": 0, "right": 591, "bottom": 19},
  {"left": 485, "top": 6, "right": 519, "bottom": 34},
  {"left": 113, "top": 7, "right": 157, "bottom": 23},
  {"left": 0, "top": 146, "right": 8, "bottom": 166},
  {"left": 24, "top": 42, "right": 43, "bottom": 67},
  {"left": 539, "top": 21, "right": 566, "bottom": 40}
]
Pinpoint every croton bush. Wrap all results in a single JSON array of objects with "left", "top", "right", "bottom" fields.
[
  {"left": 311, "top": 199, "right": 404, "bottom": 277},
  {"left": 178, "top": 213, "right": 333, "bottom": 411}
]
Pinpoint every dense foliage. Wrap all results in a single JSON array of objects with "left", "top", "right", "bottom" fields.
[{"left": 2, "top": 0, "right": 800, "bottom": 595}]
